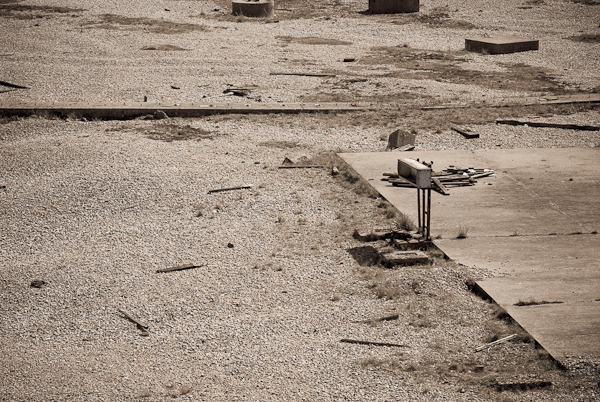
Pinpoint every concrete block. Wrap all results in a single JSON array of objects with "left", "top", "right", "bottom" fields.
[
  {"left": 387, "top": 129, "right": 415, "bottom": 150},
  {"left": 465, "top": 36, "right": 539, "bottom": 55},
  {"left": 369, "top": 0, "right": 419, "bottom": 14},
  {"left": 381, "top": 250, "right": 430, "bottom": 267},
  {"left": 353, "top": 227, "right": 393, "bottom": 242},
  {"left": 232, "top": 0, "right": 274, "bottom": 17},
  {"left": 392, "top": 238, "right": 429, "bottom": 250}
]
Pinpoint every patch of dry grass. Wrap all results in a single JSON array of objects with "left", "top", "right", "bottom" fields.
[{"left": 85, "top": 14, "right": 207, "bottom": 34}]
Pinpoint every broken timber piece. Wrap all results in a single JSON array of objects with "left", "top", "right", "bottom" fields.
[
  {"left": 389, "top": 177, "right": 417, "bottom": 187},
  {"left": 475, "top": 333, "right": 517, "bottom": 352},
  {"left": 352, "top": 314, "right": 400, "bottom": 324},
  {"left": 496, "top": 380, "right": 552, "bottom": 392},
  {"left": 341, "top": 338, "right": 409, "bottom": 348},
  {"left": 465, "top": 35, "right": 539, "bottom": 55},
  {"left": 431, "top": 177, "right": 450, "bottom": 195},
  {"left": 156, "top": 264, "right": 204, "bottom": 273},
  {"left": 495, "top": 119, "right": 600, "bottom": 131},
  {"left": 208, "top": 184, "right": 252, "bottom": 194},
  {"left": 451, "top": 126, "right": 480, "bottom": 139},
  {"left": 471, "top": 171, "right": 494, "bottom": 179},
  {"left": 0, "top": 80, "right": 29, "bottom": 89},
  {"left": 278, "top": 165, "right": 324, "bottom": 169},
  {"left": 270, "top": 72, "right": 336, "bottom": 78},
  {"left": 118, "top": 309, "right": 149, "bottom": 336}
]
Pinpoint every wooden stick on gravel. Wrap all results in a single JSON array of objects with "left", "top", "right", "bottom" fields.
[
  {"left": 341, "top": 338, "right": 410, "bottom": 348},
  {"left": 156, "top": 264, "right": 205, "bottom": 273},
  {"left": 117, "top": 309, "right": 149, "bottom": 332},
  {"left": 353, "top": 314, "right": 400, "bottom": 324},
  {"left": 278, "top": 165, "right": 324, "bottom": 169},
  {"left": 208, "top": 184, "right": 252, "bottom": 194},
  {"left": 474, "top": 333, "right": 517, "bottom": 352}
]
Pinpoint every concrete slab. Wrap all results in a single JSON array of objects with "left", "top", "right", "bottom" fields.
[
  {"left": 340, "top": 148, "right": 600, "bottom": 363},
  {"left": 465, "top": 35, "right": 539, "bottom": 54}
]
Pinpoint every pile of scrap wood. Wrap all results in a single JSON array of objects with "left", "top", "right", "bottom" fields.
[{"left": 382, "top": 165, "right": 495, "bottom": 195}]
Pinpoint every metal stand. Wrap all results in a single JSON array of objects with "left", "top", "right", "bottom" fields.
[{"left": 417, "top": 188, "right": 432, "bottom": 240}]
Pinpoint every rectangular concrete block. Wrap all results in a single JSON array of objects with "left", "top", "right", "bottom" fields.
[
  {"left": 381, "top": 250, "right": 430, "bottom": 267},
  {"left": 465, "top": 35, "right": 539, "bottom": 55}
]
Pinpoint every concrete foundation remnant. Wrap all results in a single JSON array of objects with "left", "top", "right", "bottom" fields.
[
  {"left": 232, "top": 0, "right": 274, "bottom": 18},
  {"left": 369, "top": 0, "right": 419, "bottom": 14},
  {"left": 465, "top": 35, "right": 539, "bottom": 55}
]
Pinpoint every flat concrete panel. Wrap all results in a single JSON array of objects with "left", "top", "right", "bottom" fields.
[
  {"left": 340, "top": 148, "right": 600, "bottom": 364},
  {"left": 466, "top": 35, "right": 539, "bottom": 54}
]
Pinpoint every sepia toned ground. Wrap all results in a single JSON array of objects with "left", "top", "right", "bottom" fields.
[{"left": 1, "top": 0, "right": 599, "bottom": 401}]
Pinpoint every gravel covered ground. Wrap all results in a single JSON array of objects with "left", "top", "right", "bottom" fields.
[{"left": 1, "top": 0, "right": 600, "bottom": 401}]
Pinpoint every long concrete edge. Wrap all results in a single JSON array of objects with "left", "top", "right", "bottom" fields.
[
  {"left": 0, "top": 102, "right": 367, "bottom": 119},
  {"left": 335, "top": 152, "right": 577, "bottom": 369},
  {"left": 463, "top": 278, "right": 569, "bottom": 369}
]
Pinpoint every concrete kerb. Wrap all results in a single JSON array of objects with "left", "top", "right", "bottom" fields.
[{"left": 0, "top": 102, "right": 367, "bottom": 120}]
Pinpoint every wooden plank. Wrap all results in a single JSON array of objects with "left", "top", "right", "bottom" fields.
[
  {"left": 278, "top": 165, "right": 324, "bottom": 169},
  {"left": 451, "top": 125, "right": 480, "bottom": 139},
  {"left": 475, "top": 333, "right": 517, "bottom": 352},
  {"left": 0, "top": 80, "right": 29, "bottom": 89},
  {"left": 432, "top": 177, "right": 450, "bottom": 195},
  {"left": 496, "top": 119, "right": 600, "bottom": 131},
  {"left": 341, "top": 338, "right": 410, "bottom": 348},
  {"left": 389, "top": 177, "right": 417, "bottom": 187},
  {"left": 208, "top": 184, "right": 252, "bottom": 194},
  {"left": 156, "top": 264, "right": 204, "bottom": 273},
  {"left": 270, "top": 72, "right": 336, "bottom": 77}
]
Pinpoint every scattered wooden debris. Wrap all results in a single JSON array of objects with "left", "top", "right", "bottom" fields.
[
  {"left": 270, "top": 72, "right": 336, "bottom": 77},
  {"left": 384, "top": 164, "right": 495, "bottom": 195},
  {"left": 451, "top": 125, "right": 480, "bottom": 139},
  {"left": 475, "top": 333, "right": 517, "bottom": 352},
  {"left": 496, "top": 119, "right": 600, "bottom": 131},
  {"left": 208, "top": 184, "right": 252, "bottom": 194},
  {"left": 156, "top": 264, "right": 204, "bottom": 273},
  {"left": 341, "top": 338, "right": 410, "bottom": 348},
  {"left": 118, "top": 309, "right": 150, "bottom": 336},
  {"left": 0, "top": 80, "right": 29, "bottom": 89}
]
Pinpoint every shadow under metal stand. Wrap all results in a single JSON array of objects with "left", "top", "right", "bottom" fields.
[{"left": 417, "top": 188, "right": 432, "bottom": 240}]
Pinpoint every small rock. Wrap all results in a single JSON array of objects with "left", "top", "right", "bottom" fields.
[
  {"left": 30, "top": 280, "right": 46, "bottom": 288},
  {"left": 153, "top": 110, "right": 168, "bottom": 120},
  {"left": 331, "top": 166, "right": 339, "bottom": 176},
  {"left": 227, "top": 243, "right": 234, "bottom": 248}
]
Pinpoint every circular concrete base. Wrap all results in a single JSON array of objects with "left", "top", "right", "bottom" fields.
[
  {"left": 232, "top": 0, "right": 274, "bottom": 17},
  {"left": 368, "top": 0, "right": 419, "bottom": 14}
]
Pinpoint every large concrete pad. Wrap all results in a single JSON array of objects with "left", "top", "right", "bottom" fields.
[{"left": 340, "top": 148, "right": 600, "bottom": 363}]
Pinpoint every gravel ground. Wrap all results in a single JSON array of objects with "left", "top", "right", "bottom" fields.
[{"left": 1, "top": 0, "right": 600, "bottom": 401}]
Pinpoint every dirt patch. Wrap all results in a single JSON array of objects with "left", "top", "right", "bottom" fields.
[
  {"left": 569, "top": 34, "right": 600, "bottom": 43},
  {"left": 385, "top": 11, "right": 475, "bottom": 30},
  {"left": 107, "top": 123, "right": 214, "bottom": 142},
  {"left": 141, "top": 45, "right": 188, "bottom": 51},
  {"left": 570, "top": 0, "right": 600, "bottom": 5},
  {"left": 0, "top": 2, "right": 84, "bottom": 20},
  {"left": 84, "top": 14, "right": 207, "bottom": 34},
  {"left": 276, "top": 36, "right": 352, "bottom": 46},
  {"left": 359, "top": 46, "right": 573, "bottom": 94}
]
